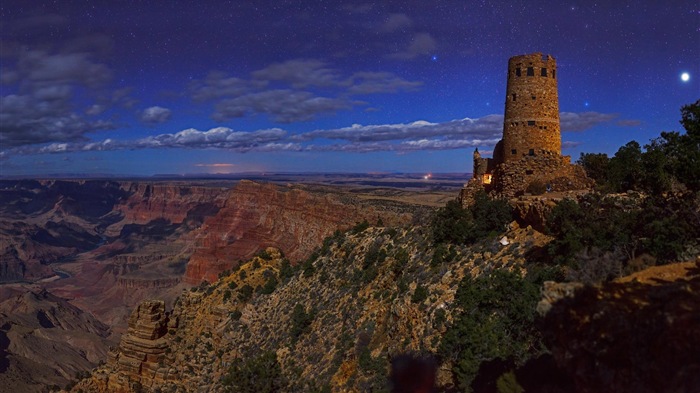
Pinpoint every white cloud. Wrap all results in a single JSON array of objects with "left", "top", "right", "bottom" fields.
[
  {"left": 388, "top": 32, "right": 437, "bottom": 60},
  {"left": 140, "top": 106, "right": 172, "bottom": 124}
]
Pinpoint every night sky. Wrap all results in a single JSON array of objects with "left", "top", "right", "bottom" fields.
[{"left": 1, "top": 1, "right": 698, "bottom": 176}]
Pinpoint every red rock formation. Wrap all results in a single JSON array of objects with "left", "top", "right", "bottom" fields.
[
  {"left": 115, "top": 182, "right": 229, "bottom": 226},
  {"left": 185, "top": 180, "right": 411, "bottom": 284}
]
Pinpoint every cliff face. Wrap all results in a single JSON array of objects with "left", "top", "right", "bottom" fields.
[
  {"left": 113, "top": 183, "right": 229, "bottom": 229},
  {"left": 185, "top": 180, "right": 413, "bottom": 284},
  {"left": 0, "top": 288, "right": 113, "bottom": 392}
]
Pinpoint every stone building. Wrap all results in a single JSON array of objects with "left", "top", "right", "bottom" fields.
[{"left": 461, "top": 52, "right": 591, "bottom": 203}]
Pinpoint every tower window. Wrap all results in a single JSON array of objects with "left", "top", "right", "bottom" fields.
[
  {"left": 526, "top": 170, "right": 534, "bottom": 175},
  {"left": 511, "top": 149, "right": 517, "bottom": 155},
  {"left": 527, "top": 67, "right": 534, "bottom": 76},
  {"left": 512, "top": 93, "right": 517, "bottom": 101},
  {"left": 516, "top": 68, "right": 521, "bottom": 76},
  {"left": 529, "top": 149, "right": 535, "bottom": 156},
  {"left": 552, "top": 70, "right": 556, "bottom": 79},
  {"left": 541, "top": 67, "right": 547, "bottom": 77},
  {"left": 527, "top": 120, "right": 536, "bottom": 126},
  {"left": 531, "top": 95, "right": 536, "bottom": 100}
]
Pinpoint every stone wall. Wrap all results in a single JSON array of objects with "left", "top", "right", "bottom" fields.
[{"left": 491, "top": 152, "right": 593, "bottom": 197}]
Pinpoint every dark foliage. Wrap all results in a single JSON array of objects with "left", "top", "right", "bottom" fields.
[
  {"left": 546, "top": 192, "right": 698, "bottom": 282},
  {"left": 222, "top": 351, "right": 285, "bottom": 393},
  {"left": 439, "top": 270, "right": 542, "bottom": 391},
  {"left": 289, "top": 304, "right": 314, "bottom": 344},
  {"left": 431, "top": 191, "right": 513, "bottom": 245}
]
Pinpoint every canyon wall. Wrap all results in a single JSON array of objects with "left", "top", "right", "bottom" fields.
[{"left": 185, "top": 180, "right": 413, "bottom": 284}]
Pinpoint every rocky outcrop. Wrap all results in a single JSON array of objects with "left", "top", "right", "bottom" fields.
[
  {"left": 539, "top": 261, "right": 700, "bottom": 393},
  {"left": 185, "top": 180, "right": 413, "bottom": 284},
  {"left": 80, "top": 300, "right": 174, "bottom": 392}
]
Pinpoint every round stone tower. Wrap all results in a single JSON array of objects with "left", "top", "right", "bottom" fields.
[{"left": 501, "top": 53, "right": 560, "bottom": 163}]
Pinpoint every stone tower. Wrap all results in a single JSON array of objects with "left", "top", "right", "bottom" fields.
[
  {"left": 502, "top": 53, "right": 560, "bottom": 162},
  {"left": 459, "top": 52, "right": 592, "bottom": 202}
]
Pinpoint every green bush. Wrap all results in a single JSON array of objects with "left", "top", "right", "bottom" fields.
[
  {"left": 222, "top": 351, "right": 285, "bottom": 393},
  {"left": 237, "top": 284, "right": 254, "bottom": 302},
  {"left": 289, "top": 303, "right": 314, "bottom": 344},
  {"left": 352, "top": 219, "right": 370, "bottom": 234},
  {"left": 411, "top": 284, "right": 429, "bottom": 304},
  {"left": 432, "top": 191, "right": 512, "bottom": 245},
  {"left": 439, "top": 270, "right": 542, "bottom": 391},
  {"left": 259, "top": 276, "right": 278, "bottom": 295}
]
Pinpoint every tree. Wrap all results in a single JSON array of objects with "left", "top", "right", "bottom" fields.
[
  {"left": 606, "top": 141, "right": 643, "bottom": 192},
  {"left": 577, "top": 152, "right": 609, "bottom": 186}
]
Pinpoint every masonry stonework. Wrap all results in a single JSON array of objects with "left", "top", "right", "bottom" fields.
[{"left": 461, "top": 52, "right": 592, "bottom": 203}]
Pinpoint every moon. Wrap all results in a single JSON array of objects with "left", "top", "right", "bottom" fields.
[{"left": 681, "top": 72, "right": 690, "bottom": 82}]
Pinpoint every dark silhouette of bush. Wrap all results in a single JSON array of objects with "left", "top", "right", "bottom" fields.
[
  {"left": 431, "top": 191, "right": 512, "bottom": 245},
  {"left": 222, "top": 351, "right": 285, "bottom": 393},
  {"left": 439, "top": 270, "right": 542, "bottom": 391},
  {"left": 289, "top": 303, "right": 314, "bottom": 344}
]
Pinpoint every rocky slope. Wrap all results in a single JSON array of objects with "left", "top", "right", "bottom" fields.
[
  {"left": 73, "top": 220, "right": 551, "bottom": 392},
  {"left": 72, "top": 217, "right": 700, "bottom": 393},
  {"left": 0, "top": 288, "right": 113, "bottom": 392}
]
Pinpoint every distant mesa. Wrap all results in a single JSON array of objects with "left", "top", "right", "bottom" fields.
[{"left": 460, "top": 52, "right": 592, "bottom": 203}]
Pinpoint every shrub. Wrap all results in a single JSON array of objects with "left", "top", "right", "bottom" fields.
[
  {"left": 289, "top": 304, "right": 314, "bottom": 344},
  {"left": 439, "top": 270, "right": 542, "bottom": 391},
  {"left": 259, "top": 276, "right": 278, "bottom": 295},
  {"left": 237, "top": 284, "right": 253, "bottom": 302},
  {"left": 411, "top": 284, "right": 429, "bottom": 304},
  {"left": 352, "top": 219, "right": 370, "bottom": 234},
  {"left": 432, "top": 191, "right": 512, "bottom": 245},
  {"left": 222, "top": 351, "right": 285, "bottom": 393}
]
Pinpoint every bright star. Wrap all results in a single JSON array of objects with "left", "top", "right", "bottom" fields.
[
  {"left": 680, "top": 72, "right": 690, "bottom": 82},
  {"left": 431, "top": 55, "right": 438, "bottom": 62}
]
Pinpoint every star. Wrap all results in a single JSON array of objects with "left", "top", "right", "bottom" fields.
[
  {"left": 431, "top": 55, "right": 438, "bottom": 62},
  {"left": 680, "top": 72, "right": 690, "bottom": 82}
]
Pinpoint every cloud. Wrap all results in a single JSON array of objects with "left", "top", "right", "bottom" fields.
[
  {"left": 562, "top": 141, "right": 583, "bottom": 149},
  {"left": 212, "top": 90, "right": 357, "bottom": 123},
  {"left": 347, "top": 72, "right": 423, "bottom": 94},
  {"left": 617, "top": 119, "right": 642, "bottom": 127},
  {"left": 189, "top": 59, "right": 422, "bottom": 123},
  {"left": 189, "top": 71, "right": 253, "bottom": 102},
  {"left": 86, "top": 104, "right": 106, "bottom": 115},
  {"left": 1, "top": 49, "right": 116, "bottom": 147},
  {"left": 140, "top": 106, "right": 172, "bottom": 124},
  {"left": 3, "top": 111, "right": 616, "bottom": 157},
  {"left": 19, "top": 50, "right": 112, "bottom": 88},
  {"left": 0, "top": 94, "right": 115, "bottom": 147},
  {"left": 560, "top": 112, "right": 617, "bottom": 132},
  {"left": 388, "top": 32, "right": 437, "bottom": 60},
  {"left": 252, "top": 59, "right": 340, "bottom": 88},
  {"left": 382, "top": 13, "right": 413, "bottom": 32},
  {"left": 292, "top": 115, "right": 503, "bottom": 142},
  {"left": 195, "top": 163, "right": 236, "bottom": 168},
  {"left": 5, "top": 127, "right": 289, "bottom": 155}
]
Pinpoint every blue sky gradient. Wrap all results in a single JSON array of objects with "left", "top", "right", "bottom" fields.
[{"left": 1, "top": 1, "right": 698, "bottom": 176}]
